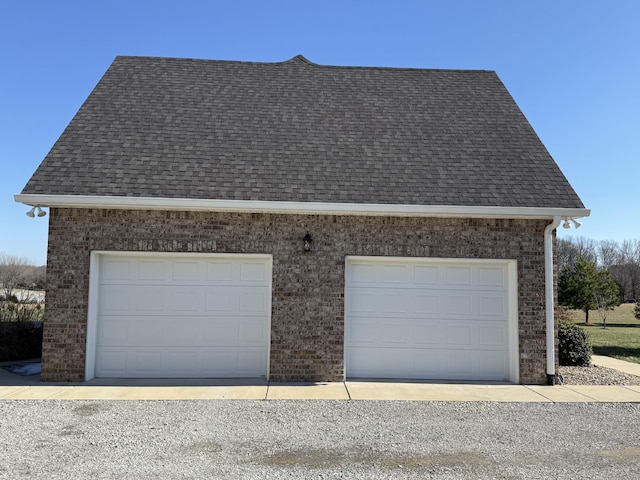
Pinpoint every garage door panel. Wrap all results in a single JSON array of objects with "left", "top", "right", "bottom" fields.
[
  {"left": 239, "top": 290, "right": 269, "bottom": 312},
  {"left": 476, "top": 351, "right": 507, "bottom": 377},
  {"left": 378, "top": 321, "right": 412, "bottom": 344},
  {"left": 347, "top": 291, "right": 377, "bottom": 313},
  {"left": 237, "top": 318, "right": 268, "bottom": 343},
  {"left": 414, "top": 265, "right": 440, "bottom": 284},
  {"left": 478, "top": 295, "right": 506, "bottom": 316},
  {"left": 349, "top": 263, "right": 379, "bottom": 284},
  {"left": 381, "top": 264, "right": 410, "bottom": 284},
  {"left": 478, "top": 324, "right": 508, "bottom": 347},
  {"left": 203, "top": 316, "right": 267, "bottom": 343},
  {"left": 346, "top": 257, "right": 516, "bottom": 382},
  {"left": 446, "top": 350, "right": 474, "bottom": 376},
  {"left": 240, "top": 262, "right": 269, "bottom": 282},
  {"left": 136, "top": 288, "right": 168, "bottom": 312},
  {"left": 96, "top": 350, "right": 127, "bottom": 376},
  {"left": 346, "top": 347, "right": 413, "bottom": 378},
  {"left": 137, "top": 260, "right": 166, "bottom": 281},
  {"left": 446, "top": 325, "right": 473, "bottom": 346},
  {"left": 171, "top": 291, "right": 200, "bottom": 311},
  {"left": 205, "top": 290, "right": 233, "bottom": 311},
  {"left": 164, "top": 350, "right": 198, "bottom": 374},
  {"left": 99, "top": 314, "right": 269, "bottom": 347},
  {"left": 478, "top": 266, "right": 506, "bottom": 287},
  {"left": 206, "top": 261, "right": 233, "bottom": 281},
  {"left": 348, "top": 348, "right": 509, "bottom": 381},
  {"left": 413, "top": 324, "right": 444, "bottom": 345},
  {"left": 413, "top": 349, "right": 447, "bottom": 374},
  {"left": 349, "top": 317, "right": 450, "bottom": 348},
  {"left": 414, "top": 294, "right": 440, "bottom": 314},
  {"left": 97, "top": 317, "right": 131, "bottom": 345},
  {"left": 172, "top": 261, "right": 202, "bottom": 281},
  {"left": 349, "top": 288, "right": 509, "bottom": 320},
  {"left": 165, "top": 317, "right": 205, "bottom": 344},
  {"left": 101, "top": 259, "right": 132, "bottom": 281},
  {"left": 381, "top": 292, "right": 409, "bottom": 313},
  {"left": 445, "top": 266, "right": 473, "bottom": 286},
  {"left": 100, "top": 285, "right": 135, "bottom": 312},
  {"left": 93, "top": 254, "right": 271, "bottom": 378},
  {"left": 346, "top": 320, "right": 376, "bottom": 344},
  {"left": 446, "top": 295, "right": 473, "bottom": 315},
  {"left": 127, "top": 317, "right": 165, "bottom": 345},
  {"left": 129, "top": 351, "right": 163, "bottom": 375},
  {"left": 97, "top": 346, "right": 269, "bottom": 378}
]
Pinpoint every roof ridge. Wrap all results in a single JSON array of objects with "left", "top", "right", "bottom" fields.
[
  {"left": 286, "top": 54, "right": 319, "bottom": 66},
  {"left": 112, "top": 54, "right": 494, "bottom": 74}
]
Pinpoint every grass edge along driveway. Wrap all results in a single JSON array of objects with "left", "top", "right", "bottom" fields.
[{"left": 569, "top": 303, "right": 640, "bottom": 364}]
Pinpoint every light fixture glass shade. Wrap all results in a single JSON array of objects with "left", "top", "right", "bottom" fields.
[{"left": 303, "top": 232, "right": 313, "bottom": 251}]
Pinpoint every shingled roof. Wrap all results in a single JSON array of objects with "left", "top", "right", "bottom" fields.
[{"left": 21, "top": 55, "right": 584, "bottom": 209}]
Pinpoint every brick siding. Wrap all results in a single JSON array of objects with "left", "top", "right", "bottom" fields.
[{"left": 42, "top": 208, "right": 553, "bottom": 384}]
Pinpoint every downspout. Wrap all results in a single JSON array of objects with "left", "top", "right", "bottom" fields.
[{"left": 544, "top": 215, "right": 562, "bottom": 385}]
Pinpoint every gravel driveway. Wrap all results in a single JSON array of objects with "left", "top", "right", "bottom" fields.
[{"left": 1, "top": 400, "right": 639, "bottom": 479}]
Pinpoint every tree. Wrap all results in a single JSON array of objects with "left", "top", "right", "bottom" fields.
[
  {"left": 635, "top": 300, "right": 640, "bottom": 320},
  {"left": 593, "top": 269, "right": 622, "bottom": 328},
  {"left": 597, "top": 240, "right": 620, "bottom": 270},
  {"left": 0, "top": 253, "right": 32, "bottom": 301},
  {"left": 558, "top": 257, "right": 620, "bottom": 325},
  {"left": 557, "top": 237, "right": 597, "bottom": 271}
]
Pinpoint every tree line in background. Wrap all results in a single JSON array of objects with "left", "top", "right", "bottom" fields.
[
  {"left": 0, "top": 253, "right": 46, "bottom": 302},
  {"left": 0, "top": 253, "right": 45, "bottom": 360},
  {"left": 557, "top": 237, "right": 640, "bottom": 325}
]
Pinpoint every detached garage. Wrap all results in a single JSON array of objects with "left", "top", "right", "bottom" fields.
[
  {"left": 85, "top": 252, "right": 272, "bottom": 380},
  {"left": 16, "top": 55, "right": 589, "bottom": 384},
  {"left": 345, "top": 257, "right": 519, "bottom": 382}
]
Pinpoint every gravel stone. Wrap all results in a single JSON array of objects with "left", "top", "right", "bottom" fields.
[
  {"left": 558, "top": 365, "right": 640, "bottom": 385},
  {"left": 1, "top": 400, "right": 639, "bottom": 479}
]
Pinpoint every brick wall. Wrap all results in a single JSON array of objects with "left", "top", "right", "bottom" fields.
[{"left": 43, "top": 208, "right": 552, "bottom": 383}]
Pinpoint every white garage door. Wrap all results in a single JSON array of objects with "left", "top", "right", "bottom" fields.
[
  {"left": 345, "top": 257, "right": 518, "bottom": 382},
  {"left": 88, "top": 253, "right": 271, "bottom": 378}
]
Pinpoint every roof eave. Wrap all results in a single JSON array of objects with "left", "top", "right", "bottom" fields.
[{"left": 14, "top": 194, "right": 590, "bottom": 220}]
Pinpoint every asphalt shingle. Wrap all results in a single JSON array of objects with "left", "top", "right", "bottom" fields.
[{"left": 21, "top": 55, "right": 584, "bottom": 209}]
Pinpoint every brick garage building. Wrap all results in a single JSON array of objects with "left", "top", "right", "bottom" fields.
[{"left": 17, "top": 55, "right": 588, "bottom": 384}]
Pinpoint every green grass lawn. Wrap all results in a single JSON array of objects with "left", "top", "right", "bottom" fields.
[{"left": 567, "top": 303, "right": 640, "bottom": 364}]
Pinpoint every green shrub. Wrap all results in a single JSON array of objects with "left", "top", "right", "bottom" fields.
[
  {"left": 558, "top": 321, "right": 592, "bottom": 366},
  {"left": 635, "top": 300, "right": 640, "bottom": 320}
]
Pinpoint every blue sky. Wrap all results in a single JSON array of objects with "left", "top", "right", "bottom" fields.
[{"left": 1, "top": 1, "right": 638, "bottom": 265}]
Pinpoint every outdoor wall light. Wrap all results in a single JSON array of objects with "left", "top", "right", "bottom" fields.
[
  {"left": 25, "top": 206, "right": 47, "bottom": 218},
  {"left": 562, "top": 217, "right": 581, "bottom": 229},
  {"left": 303, "top": 232, "right": 313, "bottom": 252}
]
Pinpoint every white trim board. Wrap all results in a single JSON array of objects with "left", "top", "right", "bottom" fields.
[{"left": 15, "top": 194, "right": 590, "bottom": 220}]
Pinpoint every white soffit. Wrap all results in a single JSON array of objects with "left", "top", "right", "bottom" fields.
[{"left": 14, "top": 194, "right": 591, "bottom": 220}]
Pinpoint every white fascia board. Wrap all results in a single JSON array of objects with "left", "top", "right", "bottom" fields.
[{"left": 14, "top": 194, "right": 591, "bottom": 219}]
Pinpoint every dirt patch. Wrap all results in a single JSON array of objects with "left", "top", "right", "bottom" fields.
[
  {"left": 596, "top": 446, "right": 640, "bottom": 464},
  {"left": 72, "top": 403, "right": 108, "bottom": 417},
  {"left": 181, "top": 440, "right": 223, "bottom": 456},
  {"left": 261, "top": 447, "right": 496, "bottom": 470},
  {"left": 58, "top": 424, "right": 84, "bottom": 437}
]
